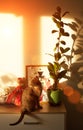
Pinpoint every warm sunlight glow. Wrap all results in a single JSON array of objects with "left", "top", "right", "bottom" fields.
[
  {"left": 67, "top": 90, "right": 81, "bottom": 104},
  {"left": 0, "top": 14, "right": 23, "bottom": 77},
  {"left": 40, "top": 16, "right": 74, "bottom": 64}
]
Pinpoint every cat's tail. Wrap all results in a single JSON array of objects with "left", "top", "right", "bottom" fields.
[
  {"left": 25, "top": 111, "right": 42, "bottom": 124},
  {"left": 9, "top": 110, "right": 43, "bottom": 126},
  {"left": 9, "top": 110, "right": 26, "bottom": 126}
]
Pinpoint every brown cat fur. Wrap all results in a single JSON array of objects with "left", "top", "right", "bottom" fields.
[{"left": 9, "top": 76, "right": 42, "bottom": 126}]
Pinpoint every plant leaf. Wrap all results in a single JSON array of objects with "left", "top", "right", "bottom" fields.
[
  {"left": 54, "top": 62, "right": 60, "bottom": 71},
  {"left": 52, "top": 30, "right": 58, "bottom": 33},
  {"left": 64, "top": 47, "right": 70, "bottom": 53},
  {"left": 56, "top": 42, "right": 59, "bottom": 47},
  {"left": 62, "top": 11, "right": 69, "bottom": 17},
  {"left": 72, "top": 21, "right": 79, "bottom": 28},
  {"left": 60, "top": 47, "right": 65, "bottom": 53},
  {"left": 74, "top": 17, "right": 83, "bottom": 25},
  {"left": 63, "top": 32, "right": 70, "bottom": 36},
  {"left": 60, "top": 40, "right": 66, "bottom": 45},
  {"left": 56, "top": 6, "right": 61, "bottom": 13},
  {"left": 47, "top": 62, "right": 56, "bottom": 79},
  {"left": 48, "top": 62, "right": 54, "bottom": 73},
  {"left": 68, "top": 23, "right": 77, "bottom": 31},
  {"left": 60, "top": 47, "right": 70, "bottom": 53},
  {"left": 52, "top": 17, "right": 58, "bottom": 23},
  {"left": 61, "top": 63, "right": 69, "bottom": 70},
  {"left": 54, "top": 52, "right": 61, "bottom": 60},
  {"left": 58, "top": 70, "right": 67, "bottom": 79},
  {"left": 53, "top": 11, "right": 61, "bottom": 20},
  {"left": 71, "top": 34, "right": 77, "bottom": 41}
]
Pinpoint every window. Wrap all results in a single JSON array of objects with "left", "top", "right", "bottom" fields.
[
  {"left": 40, "top": 16, "right": 74, "bottom": 64},
  {"left": 0, "top": 13, "right": 23, "bottom": 77}
]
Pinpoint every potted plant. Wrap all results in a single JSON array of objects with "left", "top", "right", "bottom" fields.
[{"left": 47, "top": 6, "right": 73, "bottom": 105}]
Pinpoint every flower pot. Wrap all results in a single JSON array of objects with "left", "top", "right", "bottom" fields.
[{"left": 47, "top": 89, "right": 62, "bottom": 106}]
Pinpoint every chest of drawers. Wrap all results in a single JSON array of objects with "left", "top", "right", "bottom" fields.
[{"left": 0, "top": 102, "right": 66, "bottom": 130}]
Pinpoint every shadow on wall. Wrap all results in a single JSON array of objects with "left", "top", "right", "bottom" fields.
[
  {"left": 63, "top": 20, "right": 83, "bottom": 130},
  {"left": 67, "top": 18, "right": 83, "bottom": 104}
]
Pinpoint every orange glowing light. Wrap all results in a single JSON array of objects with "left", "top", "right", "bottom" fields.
[
  {"left": 58, "top": 82, "right": 67, "bottom": 90},
  {"left": 67, "top": 90, "right": 81, "bottom": 104},
  {"left": 63, "top": 86, "right": 74, "bottom": 96}
]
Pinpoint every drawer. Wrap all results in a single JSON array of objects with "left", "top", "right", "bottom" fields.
[{"left": 0, "top": 113, "right": 65, "bottom": 130}]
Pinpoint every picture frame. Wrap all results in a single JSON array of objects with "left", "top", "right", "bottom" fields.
[{"left": 26, "top": 65, "right": 51, "bottom": 101}]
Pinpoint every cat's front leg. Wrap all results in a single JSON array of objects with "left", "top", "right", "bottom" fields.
[{"left": 36, "top": 100, "right": 42, "bottom": 109}]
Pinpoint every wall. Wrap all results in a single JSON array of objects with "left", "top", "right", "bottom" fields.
[{"left": 0, "top": 0, "right": 83, "bottom": 130}]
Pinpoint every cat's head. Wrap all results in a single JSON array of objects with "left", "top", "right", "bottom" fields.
[
  {"left": 31, "top": 76, "right": 42, "bottom": 96},
  {"left": 31, "top": 76, "right": 42, "bottom": 86}
]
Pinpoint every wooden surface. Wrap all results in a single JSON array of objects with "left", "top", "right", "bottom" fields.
[
  {"left": 0, "top": 102, "right": 66, "bottom": 114},
  {"left": 0, "top": 103, "right": 21, "bottom": 114}
]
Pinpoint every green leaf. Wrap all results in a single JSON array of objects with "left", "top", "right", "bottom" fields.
[
  {"left": 52, "top": 17, "right": 61, "bottom": 28},
  {"left": 60, "top": 61, "right": 69, "bottom": 70},
  {"left": 48, "top": 63, "right": 54, "bottom": 72},
  {"left": 72, "top": 21, "right": 79, "bottom": 28},
  {"left": 58, "top": 70, "right": 67, "bottom": 79},
  {"left": 64, "top": 54, "right": 73, "bottom": 60},
  {"left": 53, "top": 46, "right": 57, "bottom": 51},
  {"left": 47, "top": 63, "right": 56, "bottom": 79},
  {"left": 52, "top": 30, "right": 58, "bottom": 33},
  {"left": 56, "top": 21, "right": 62, "bottom": 28},
  {"left": 71, "top": 34, "right": 77, "bottom": 41},
  {"left": 60, "top": 47, "right": 70, "bottom": 53},
  {"left": 56, "top": 43, "right": 59, "bottom": 47},
  {"left": 61, "top": 63, "right": 69, "bottom": 70},
  {"left": 48, "top": 62, "right": 54, "bottom": 71},
  {"left": 53, "top": 12, "right": 61, "bottom": 20},
  {"left": 63, "top": 32, "right": 70, "bottom": 36},
  {"left": 60, "top": 61, "right": 65, "bottom": 65},
  {"left": 60, "top": 40, "right": 66, "bottom": 45},
  {"left": 60, "top": 47, "right": 65, "bottom": 53},
  {"left": 62, "top": 11, "right": 69, "bottom": 17},
  {"left": 64, "top": 47, "right": 70, "bottom": 53},
  {"left": 54, "top": 52, "right": 61, "bottom": 60},
  {"left": 54, "top": 62, "right": 60, "bottom": 71},
  {"left": 52, "top": 17, "right": 58, "bottom": 23}
]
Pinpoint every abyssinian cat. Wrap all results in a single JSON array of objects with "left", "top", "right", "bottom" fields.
[{"left": 9, "top": 76, "right": 42, "bottom": 126}]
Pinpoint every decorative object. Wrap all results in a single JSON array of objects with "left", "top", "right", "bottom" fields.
[
  {"left": 26, "top": 65, "right": 53, "bottom": 102},
  {"left": 6, "top": 77, "right": 27, "bottom": 106},
  {"left": 0, "top": 73, "right": 19, "bottom": 104}
]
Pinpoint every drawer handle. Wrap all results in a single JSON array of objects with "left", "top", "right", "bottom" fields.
[{"left": 24, "top": 121, "right": 41, "bottom": 125}]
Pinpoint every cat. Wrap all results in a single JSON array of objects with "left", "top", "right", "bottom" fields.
[{"left": 9, "top": 76, "right": 43, "bottom": 126}]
